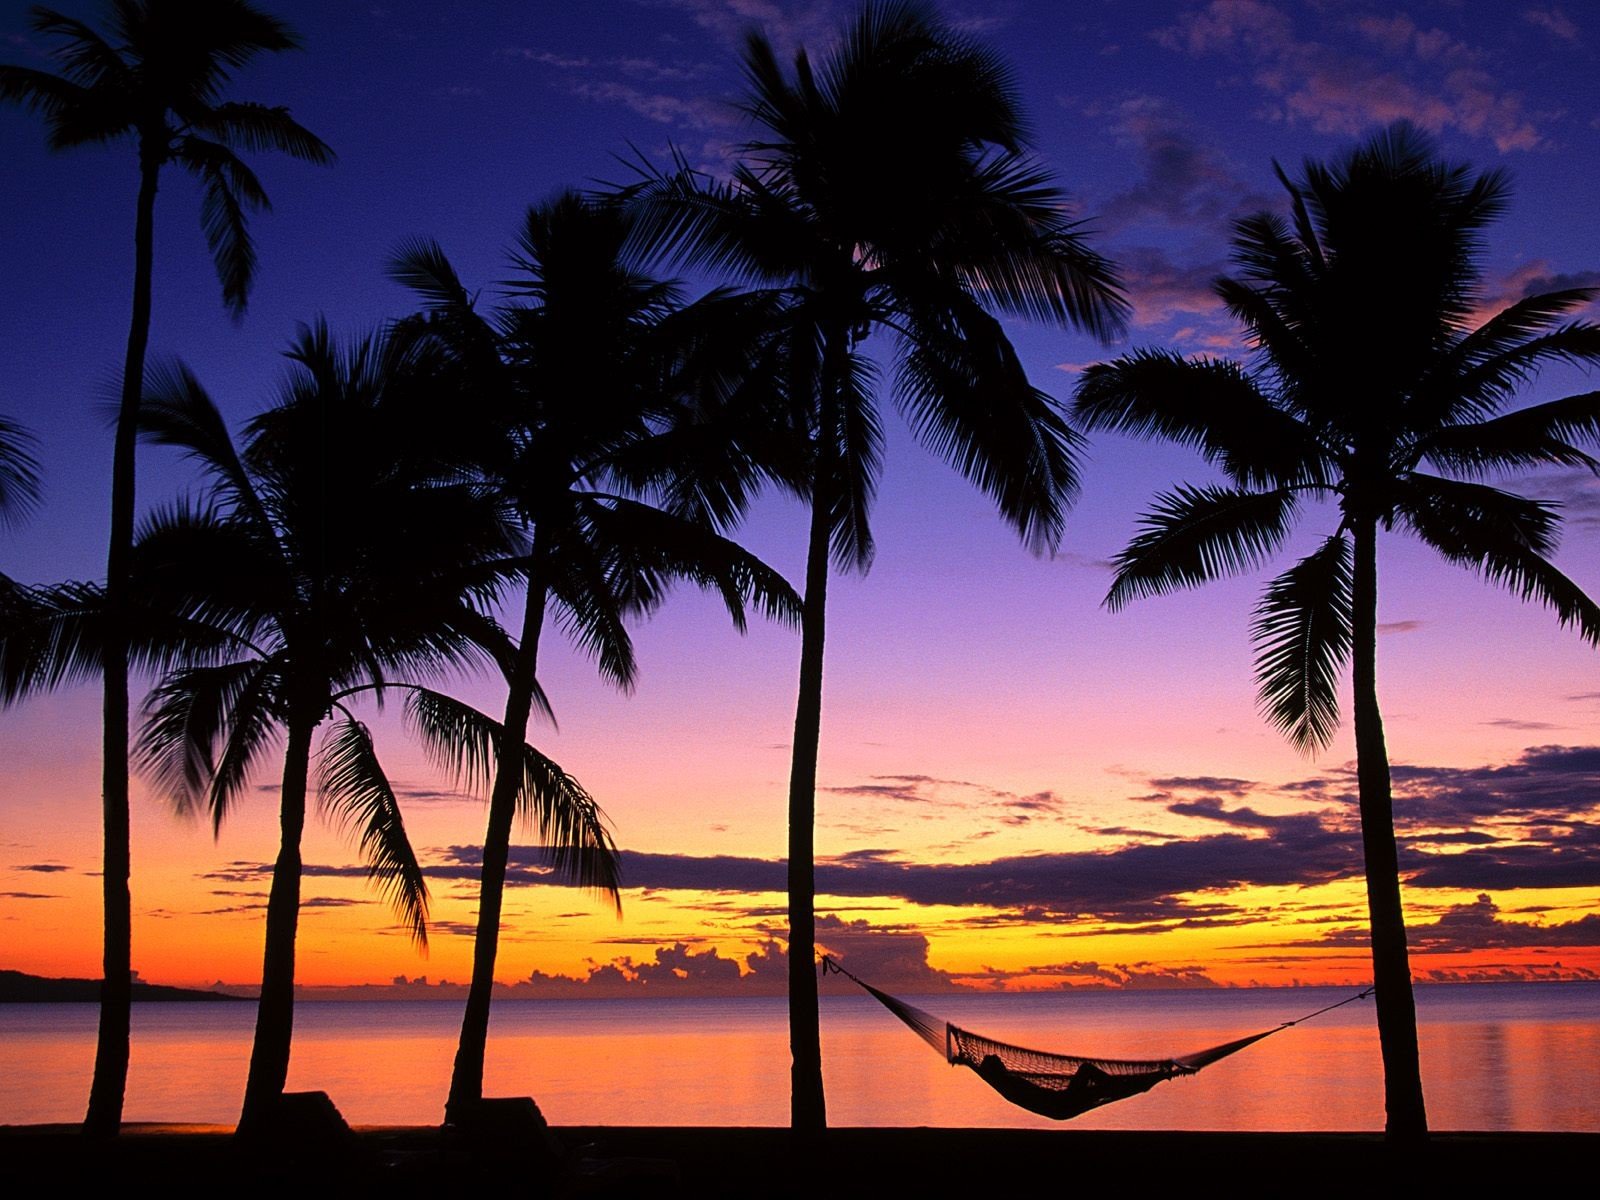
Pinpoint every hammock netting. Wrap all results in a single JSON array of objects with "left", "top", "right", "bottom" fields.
[{"left": 821, "top": 957, "right": 1370, "bottom": 1121}]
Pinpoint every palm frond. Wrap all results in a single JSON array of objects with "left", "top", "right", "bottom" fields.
[
  {"left": 1398, "top": 473, "right": 1562, "bottom": 556},
  {"left": 545, "top": 535, "right": 638, "bottom": 691},
  {"left": 942, "top": 151, "right": 1128, "bottom": 340},
  {"left": 1399, "top": 474, "right": 1600, "bottom": 643},
  {"left": 402, "top": 687, "right": 620, "bottom": 908},
  {"left": 1430, "top": 321, "right": 1600, "bottom": 425},
  {"left": 0, "top": 579, "right": 104, "bottom": 704},
  {"left": 27, "top": 8, "right": 129, "bottom": 88},
  {"left": 404, "top": 686, "right": 504, "bottom": 796},
  {"left": 619, "top": 155, "right": 795, "bottom": 285},
  {"left": 133, "top": 498, "right": 287, "bottom": 646},
  {"left": 317, "top": 716, "right": 430, "bottom": 949},
  {"left": 517, "top": 743, "right": 622, "bottom": 912},
  {"left": 827, "top": 347, "right": 883, "bottom": 573},
  {"left": 1107, "top": 485, "right": 1300, "bottom": 611},
  {"left": 1251, "top": 534, "right": 1354, "bottom": 753},
  {"left": 1073, "top": 350, "right": 1332, "bottom": 490},
  {"left": 175, "top": 134, "right": 270, "bottom": 316},
  {"left": 188, "top": 100, "right": 333, "bottom": 163},
  {"left": 386, "top": 237, "right": 478, "bottom": 317},
  {"left": 1416, "top": 390, "right": 1600, "bottom": 477},
  {"left": 139, "top": 359, "right": 274, "bottom": 532},
  {"left": 580, "top": 495, "right": 801, "bottom": 632},
  {"left": 895, "top": 295, "right": 1080, "bottom": 553},
  {"left": 0, "top": 64, "right": 108, "bottom": 138},
  {"left": 136, "top": 658, "right": 280, "bottom": 822},
  {"left": 0, "top": 414, "right": 42, "bottom": 527}
]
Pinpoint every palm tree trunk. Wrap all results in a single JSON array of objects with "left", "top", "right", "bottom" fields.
[
  {"left": 238, "top": 712, "right": 316, "bottom": 1134},
  {"left": 1350, "top": 515, "right": 1427, "bottom": 1139},
  {"left": 787, "top": 472, "right": 832, "bottom": 1134},
  {"left": 84, "top": 151, "right": 160, "bottom": 1138},
  {"left": 446, "top": 575, "right": 548, "bottom": 1124}
]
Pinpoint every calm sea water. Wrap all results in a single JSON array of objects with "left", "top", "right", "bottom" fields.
[{"left": 2, "top": 984, "right": 1595, "bottom": 1130}]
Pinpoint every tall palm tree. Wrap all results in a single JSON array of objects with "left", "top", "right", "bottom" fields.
[
  {"left": 388, "top": 191, "right": 802, "bottom": 1125},
  {"left": 627, "top": 0, "right": 1125, "bottom": 1130},
  {"left": 0, "top": 0, "right": 331, "bottom": 1133},
  {"left": 129, "top": 325, "right": 622, "bottom": 1133},
  {"left": 1073, "top": 123, "right": 1600, "bottom": 1139}
]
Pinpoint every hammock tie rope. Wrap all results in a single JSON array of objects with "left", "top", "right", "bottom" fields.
[{"left": 820, "top": 955, "right": 1374, "bottom": 1121}]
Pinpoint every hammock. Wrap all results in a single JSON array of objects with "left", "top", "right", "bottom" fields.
[{"left": 820, "top": 956, "right": 1372, "bottom": 1121}]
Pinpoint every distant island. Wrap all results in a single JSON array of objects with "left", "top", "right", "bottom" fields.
[{"left": 0, "top": 969, "right": 248, "bottom": 1003}]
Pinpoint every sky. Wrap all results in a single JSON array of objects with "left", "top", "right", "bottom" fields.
[{"left": 1, "top": 0, "right": 1598, "bottom": 999}]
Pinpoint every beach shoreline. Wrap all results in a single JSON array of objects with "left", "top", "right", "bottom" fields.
[{"left": 3, "top": 1123, "right": 1594, "bottom": 1196}]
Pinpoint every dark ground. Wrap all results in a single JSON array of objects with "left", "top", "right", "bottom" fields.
[{"left": 2, "top": 1124, "right": 1592, "bottom": 1197}]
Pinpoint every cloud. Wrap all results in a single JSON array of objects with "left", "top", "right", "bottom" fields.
[
  {"left": 203, "top": 742, "right": 1600, "bottom": 936},
  {"left": 1114, "top": 246, "right": 1230, "bottom": 330},
  {"left": 822, "top": 773, "right": 1069, "bottom": 826},
  {"left": 1419, "top": 963, "right": 1598, "bottom": 982},
  {"left": 430, "top": 821, "right": 1361, "bottom": 924},
  {"left": 1149, "top": 775, "right": 1256, "bottom": 795},
  {"left": 1377, "top": 620, "right": 1424, "bottom": 635},
  {"left": 976, "top": 959, "right": 1226, "bottom": 990},
  {"left": 1269, "top": 893, "right": 1600, "bottom": 956},
  {"left": 1093, "top": 95, "right": 1273, "bottom": 232},
  {"left": 1471, "top": 262, "right": 1600, "bottom": 327},
  {"left": 649, "top": 0, "right": 850, "bottom": 57},
  {"left": 1157, "top": 2, "right": 1545, "bottom": 152},
  {"left": 12, "top": 863, "right": 69, "bottom": 873},
  {"left": 1481, "top": 718, "right": 1562, "bottom": 732},
  {"left": 1523, "top": 8, "right": 1581, "bottom": 44},
  {"left": 0, "top": 891, "right": 58, "bottom": 900},
  {"left": 1165, "top": 796, "right": 1310, "bottom": 831},
  {"left": 1516, "top": 467, "right": 1600, "bottom": 531}
]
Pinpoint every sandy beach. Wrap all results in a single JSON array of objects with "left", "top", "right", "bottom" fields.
[{"left": 4, "top": 1124, "right": 1596, "bottom": 1196}]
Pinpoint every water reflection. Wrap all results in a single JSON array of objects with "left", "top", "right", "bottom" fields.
[{"left": 1, "top": 984, "right": 1594, "bottom": 1130}]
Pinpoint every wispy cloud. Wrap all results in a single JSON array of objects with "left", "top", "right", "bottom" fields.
[
  {"left": 1378, "top": 620, "right": 1424, "bottom": 635},
  {"left": 1156, "top": 2, "right": 1546, "bottom": 152},
  {"left": 1523, "top": 7, "right": 1581, "bottom": 45}
]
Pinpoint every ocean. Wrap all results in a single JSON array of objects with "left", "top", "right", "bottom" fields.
[{"left": 2, "top": 983, "right": 1595, "bottom": 1129}]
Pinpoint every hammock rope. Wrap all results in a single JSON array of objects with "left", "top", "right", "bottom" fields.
[{"left": 820, "top": 955, "right": 1374, "bottom": 1121}]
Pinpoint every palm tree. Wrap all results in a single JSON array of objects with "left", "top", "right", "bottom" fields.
[
  {"left": 1073, "top": 122, "right": 1600, "bottom": 1139},
  {"left": 626, "top": 0, "right": 1125, "bottom": 1130},
  {"left": 387, "top": 191, "right": 803, "bottom": 1125},
  {"left": 128, "top": 324, "right": 622, "bottom": 1133},
  {"left": 0, "top": 0, "right": 331, "bottom": 1133}
]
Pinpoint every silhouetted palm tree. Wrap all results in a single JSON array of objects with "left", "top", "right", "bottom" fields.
[
  {"left": 1073, "top": 123, "right": 1600, "bottom": 1139},
  {"left": 128, "top": 324, "right": 620, "bottom": 1133},
  {"left": 0, "top": 0, "right": 330, "bottom": 1133},
  {"left": 628, "top": 0, "right": 1125, "bottom": 1129},
  {"left": 388, "top": 191, "right": 801, "bottom": 1125}
]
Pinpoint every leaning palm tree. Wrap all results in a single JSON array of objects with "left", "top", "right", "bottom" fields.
[
  {"left": 1073, "top": 122, "right": 1600, "bottom": 1139},
  {"left": 388, "top": 191, "right": 802, "bottom": 1125},
  {"left": 0, "top": 0, "right": 331, "bottom": 1133},
  {"left": 627, "top": 0, "right": 1125, "bottom": 1129},
  {"left": 130, "top": 324, "right": 621, "bottom": 1133}
]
